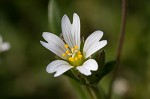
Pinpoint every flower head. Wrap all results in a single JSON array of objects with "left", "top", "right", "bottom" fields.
[
  {"left": 40, "top": 13, "right": 107, "bottom": 77},
  {"left": 113, "top": 78, "right": 130, "bottom": 96},
  {"left": 0, "top": 35, "right": 10, "bottom": 53}
]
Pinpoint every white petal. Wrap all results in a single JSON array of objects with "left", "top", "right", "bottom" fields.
[
  {"left": 61, "top": 15, "right": 74, "bottom": 48},
  {"left": 83, "top": 31, "right": 103, "bottom": 52},
  {"left": 40, "top": 32, "right": 66, "bottom": 59},
  {"left": 0, "top": 36, "right": 2, "bottom": 43},
  {"left": 76, "top": 66, "right": 91, "bottom": 76},
  {"left": 76, "top": 59, "right": 98, "bottom": 76},
  {"left": 40, "top": 41, "right": 64, "bottom": 59},
  {"left": 83, "top": 31, "right": 107, "bottom": 58},
  {"left": 46, "top": 60, "right": 73, "bottom": 77},
  {"left": 1, "top": 42, "right": 10, "bottom": 51},
  {"left": 71, "top": 13, "right": 80, "bottom": 48},
  {"left": 42, "top": 32, "right": 65, "bottom": 47},
  {"left": 85, "top": 40, "right": 107, "bottom": 58},
  {"left": 82, "top": 59, "right": 98, "bottom": 70},
  {"left": 61, "top": 14, "right": 81, "bottom": 49}
]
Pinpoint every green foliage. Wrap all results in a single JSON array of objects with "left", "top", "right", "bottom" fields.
[
  {"left": 99, "top": 60, "right": 116, "bottom": 80},
  {"left": 0, "top": 0, "right": 150, "bottom": 99},
  {"left": 48, "top": 0, "right": 61, "bottom": 34},
  {"left": 65, "top": 51, "right": 116, "bottom": 86}
]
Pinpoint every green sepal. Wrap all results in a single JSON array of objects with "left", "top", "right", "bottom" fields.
[
  {"left": 65, "top": 50, "right": 116, "bottom": 86},
  {"left": 93, "top": 50, "right": 105, "bottom": 70},
  {"left": 85, "top": 60, "right": 116, "bottom": 85},
  {"left": 64, "top": 69, "right": 87, "bottom": 85},
  {"left": 85, "top": 50, "right": 106, "bottom": 85},
  {"left": 64, "top": 50, "right": 116, "bottom": 86},
  {"left": 98, "top": 60, "right": 117, "bottom": 79}
]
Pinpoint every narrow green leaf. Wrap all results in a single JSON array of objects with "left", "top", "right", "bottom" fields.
[
  {"left": 48, "top": 0, "right": 61, "bottom": 34},
  {"left": 99, "top": 60, "right": 117, "bottom": 79}
]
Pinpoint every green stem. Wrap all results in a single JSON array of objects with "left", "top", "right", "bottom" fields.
[
  {"left": 92, "top": 86, "right": 102, "bottom": 99},
  {"left": 69, "top": 78, "right": 88, "bottom": 99},
  {"left": 108, "top": 0, "right": 127, "bottom": 99},
  {"left": 92, "top": 85, "right": 107, "bottom": 99},
  {"left": 86, "top": 85, "right": 106, "bottom": 99},
  {"left": 86, "top": 86, "right": 97, "bottom": 99}
]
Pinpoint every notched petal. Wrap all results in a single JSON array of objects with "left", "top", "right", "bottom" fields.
[
  {"left": 83, "top": 30, "right": 107, "bottom": 58},
  {"left": 40, "top": 32, "right": 66, "bottom": 58},
  {"left": 76, "top": 59, "right": 98, "bottom": 76},
  {"left": 46, "top": 60, "right": 73, "bottom": 77},
  {"left": 76, "top": 66, "right": 92, "bottom": 76}
]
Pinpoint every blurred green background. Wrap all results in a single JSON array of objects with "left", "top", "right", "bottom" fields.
[{"left": 0, "top": 0, "right": 150, "bottom": 99}]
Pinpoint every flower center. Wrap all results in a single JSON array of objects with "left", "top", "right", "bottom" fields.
[{"left": 62, "top": 44, "right": 84, "bottom": 66}]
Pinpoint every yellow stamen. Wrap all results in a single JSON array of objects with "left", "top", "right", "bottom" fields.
[
  {"left": 66, "top": 50, "right": 70, "bottom": 54},
  {"left": 71, "top": 48, "right": 75, "bottom": 52},
  {"left": 62, "top": 53, "right": 66, "bottom": 57},
  {"left": 78, "top": 51, "right": 81, "bottom": 55},
  {"left": 69, "top": 57, "right": 74, "bottom": 62},
  {"left": 78, "top": 55, "right": 82, "bottom": 58},
  {"left": 75, "top": 57, "right": 78, "bottom": 61},
  {"left": 64, "top": 44, "right": 69, "bottom": 48},
  {"left": 74, "top": 45, "right": 78, "bottom": 49}
]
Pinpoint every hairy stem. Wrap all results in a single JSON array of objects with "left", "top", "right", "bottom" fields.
[
  {"left": 86, "top": 85, "right": 105, "bottom": 99},
  {"left": 86, "top": 86, "right": 97, "bottom": 99},
  {"left": 91, "top": 85, "right": 106, "bottom": 99},
  {"left": 107, "top": 0, "right": 127, "bottom": 99}
]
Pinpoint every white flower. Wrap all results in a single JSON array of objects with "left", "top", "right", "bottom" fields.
[
  {"left": 113, "top": 78, "right": 130, "bottom": 96},
  {"left": 0, "top": 35, "right": 10, "bottom": 53},
  {"left": 40, "top": 13, "right": 107, "bottom": 77}
]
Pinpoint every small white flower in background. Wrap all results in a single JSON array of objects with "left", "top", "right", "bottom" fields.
[
  {"left": 40, "top": 13, "right": 107, "bottom": 77},
  {"left": 113, "top": 78, "right": 130, "bottom": 96},
  {"left": 0, "top": 35, "right": 10, "bottom": 53}
]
